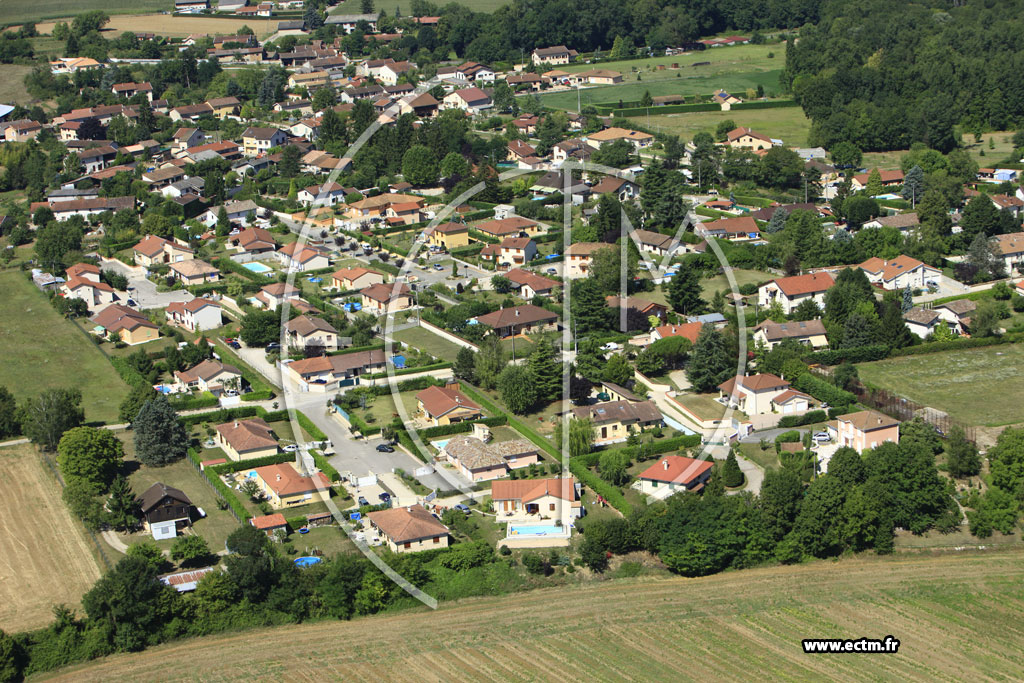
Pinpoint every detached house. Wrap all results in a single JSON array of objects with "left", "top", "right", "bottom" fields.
[
  {"left": 251, "top": 463, "right": 330, "bottom": 509},
  {"left": 168, "top": 259, "right": 220, "bottom": 285},
  {"left": 137, "top": 483, "right": 192, "bottom": 540},
  {"left": 475, "top": 216, "right": 541, "bottom": 240},
  {"left": 473, "top": 304, "right": 558, "bottom": 337},
  {"left": 442, "top": 436, "right": 540, "bottom": 482},
  {"left": 231, "top": 226, "right": 277, "bottom": 255},
  {"left": 252, "top": 282, "right": 301, "bottom": 310},
  {"left": 752, "top": 319, "right": 829, "bottom": 350},
  {"left": 426, "top": 222, "right": 470, "bottom": 250},
  {"left": 367, "top": 505, "right": 449, "bottom": 554},
  {"left": 994, "top": 233, "right": 1024, "bottom": 274},
  {"left": 61, "top": 263, "right": 114, "bottom": 309},
  {"left": 241, "top": 126, "right": 287, "bottom": 156},
  {"left": 132, "top": 235, "right": 194, "bottom": 267},
  {"left": 331, "top": 267, "right": 385, "bottom": 291},
  {"left": 826, "top": 410, "right": 900, "bottom": 454},
  {"left": 491, "top": 478, "right": 582, "bottom": 522},
  {"left": 572, "top": 399, "right": 663, "bottom": 446},
  {"left": 638, "top": 456, "right": 714, "bottom": 497},
  {"left": 564, "top": 242, "right": 612, "bottom": 279},
  {"left": 505, "top": 268, "right": 559, "bottom": 299},
  {"left": 297, "top": 181, "right": 346, "bottom": 206},
  {"left": 165, "top": 298, "right": 222, "bottom": 332},
  {"left": 284, "top": 315, "right": 339, "bottom": 351},
  {"left": 215, "top": 418, "right": 279, "bottom": 461},
  {"left": 850, "top": 169, "right": 904, "bottom": 192},
  {"left": 487, "top": 237, "right": 537, "bottom": 269},
  {"left": 90, "top": 304, "right": 159, "bottom": 345},
  {"left": 758, "top": 272, "right": 835, "bottom": 315},
  {"left": 726, "top": 127, "right": 773, "bottom": 151},
  {"left": 717, "top": 373, "right": 809, "bottom": 415},
  {"left": 699, "top": 216, "right": 760, "bottom": 241},
  {"left": 361, "top": 282, "right": 413, "bottom": 314},
  {"left": 277, "top": 242, "right": 330, "bottom": 271},
  {"left": 631, "top": 229, "right": 677, "bottom": 258},
  {"left": 532, "top": 45, "right": 577, "bottom": 65},
  {"left": 112, "top": 82, "right": 153, "bottom": 101},
  {"left": 858, "top": 255, "right": 940, "bottom": 290},
  {"left": 416, "top": 383, "right": 482, "bottom": 427},
  {"left": 903, "top": 307, "right": 942, "bottom": 338},
  {"left": 442, "top": 87, "right": 492, "bottom": 114},
  {"left": 585, "top": 127, "right": 653, "bottom": 151},
  {"left": 173, "top": 359, "right": 241, "bottom": 395}
]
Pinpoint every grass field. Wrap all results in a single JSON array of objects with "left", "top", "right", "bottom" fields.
[
  {"left": 36, "top": 15, "right": 278, "bottom": 39},
  {"left": 0, "top": 64, "right": 36, "bottom": 104},
  {"left": 331, "top": 0, "right": 509, "bottom": 15},
  {"left": 392, "top": 325, "right": 465, "bottom": 363},
  {"left": 50, "top": 550, "right": 1024, "bottom": 681},
  {"left": 625, "top": 106, "right": 812, "bottom": 147},
  {"left": 0, "top": 445, "right": 102, "bottom": 633},
  {"left": 0, "top": 271, "right": 128, "bottom": 425},
  {"left": 857, "top": 345, "right": 1024, "bottom": 427},
  {"left": 1, "top": 0, "right": 165, "bottom": 25},
  {"left": 537, "top": 44, "right": 786, "bottom": 111}
]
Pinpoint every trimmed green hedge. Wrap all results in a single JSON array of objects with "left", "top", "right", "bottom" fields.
[
  {"left": 420, "top": 415, "right": 507, "bottom": 438},
  {"left": 329, "top": 342, "right": 385, "bottom": 357},
  {"left": 729, "top": 100, "right": 798, "bottom": 110},
  {"left": 210, "top": 452, "right": 294, "bottom": 474},
  {"left": 180, "top": 405, "right": 265, "bottom": 427},
  {"left": 364, "top": 361, "right": 452, "bottom": 379},
  {"left": 569, "top": 461, "right": 632, "bottom": 514},
  {"left": 242, "top": 389, "right": 275, "bottom": 402},
  {"left": 792, "top": 373, "right": 856, "bottom": 407},
  {"left": 468, "top": 229, "right": 499, "bottom": 244},
  {"left": 109, "top": 356, "right": 148, "bottom": 388},
  {"left": 296, "top": 411, "right": 327, "bottom": 441},
  {"left": 889, "top": 333, "right": 1023, "bottom": 356},
  {"left": 168, "top": 392, "right": 220, "bottom": 410},
  {"left": 213, "top": 341, "right": 276, "bottom": 394},
  {"left": 395, "top": 428, "right": 429, "bottom": 462},
  {"left": 188, "top": 448, "right": 251, "bottom": 523},
  {"left": 776, "top": 409, "right": 827, "bottom": 428},
  {"left": 311, "top": 450, "right": 341, "bottom": 482},
  {"left": 611, "top": 102, "right": 719, "bottom": 116}
]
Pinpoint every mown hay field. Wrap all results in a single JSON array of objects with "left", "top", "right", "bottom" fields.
[{"left": 48, "top": 550, "right": 1024, "bottom": 681}]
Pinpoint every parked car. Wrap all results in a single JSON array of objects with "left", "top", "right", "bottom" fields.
[
  {"left": 376, "top": 443, "right": 395, "bottom": 453},
  {"left": 546, "top": 267, "right": 558, "bottom": 274},
  {"left": 813, "top": 432, "right": 830, "bottom": 442},
  {"left": 283, "top": 444, "right": 298, "bottom": 452},
  {"left": 358, "top": 496, "right": 369, "bottom": 506},
  {"left": 453, "top": 503, "right": 471, "bottom": 515},
  {"left": 601, "top": 342, "right": 620, "bottom": 351},
  {"left": 378, "top": 492, "right": 391, "bottom": 502},
  {"left": 228, "top": 341, "right": 241, "bottom": 349},
  {"left": 433, "top": 263, "right": 444, "bottom": 271},
  {"left": 265, "top": 342, "right": 281, "bottom": 352}
]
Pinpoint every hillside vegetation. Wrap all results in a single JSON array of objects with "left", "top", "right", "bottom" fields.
[{"left": 49, "top": 550, "right": 1024, "bottom": 681}]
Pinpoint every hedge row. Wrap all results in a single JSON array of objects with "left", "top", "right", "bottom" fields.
[
  {"left": 180, "top": 405, "right": 282, "bottom": 428},
  {"left": 451, "top": 243, "right": 485, "bottom": 257},
  {"left": 210, "top": 452, "right": 294, "bottom": 474},
  {"left": 216, "top": 257, "right": 267, "bottom": 284},
  {"left": 296, "top": 411, "right": 328, "bottom": 441},
  {"left": 213, "top": 341, "right": 275, "bottom": 395},
  {"left": 346, "top": 411, "right": 383, "bottom": 436},
  {"left": 577, "top": 433, "right": 702, "bottom": 467},
  {"left": 168, "top": 392, "right": 220, "bottom": 411},
  {"left": 889, "top": 333, "right": 1023, "bottom": 357},
  {"left": 776, "top": 409, "right": 828, "bottom": 428},
  {"left": 329, "top": 342, "right": 385, "bottom": 357},
  {"left": 611, "top": 102, "right": 719, "bottom": 116},
  {"left": 468, "top": 229, "right": 499, "bottom": 244},
  {"left": 420, "top": 415, "right": 508, "bottom": 438},
  {"left": 364, "top": 361, "right": 452, "bottom": 379},
  {"left": 242, "top": 389, "right": 274, "bottom": 402},
  {"left": 792, "top": 372, "right": 856, "bottom": 407},
  {"left": 569, "top": 460, "right": 632, "bottom": 514},
  {"left": 804, "top": 344, "right": 889, "bottom": 366},
  {"left": 109, "top": 356, "right": 148, "bottom": 388},
  {"left": 728, "top": 100, "right": 798, "bottom": 110},
  {"left": 311, "top": 450, "right": 341, "bottom": 482},
  {"left": 187, "top": 448, "right": 251, "bottom": 523},
  {"left": 395, "top": 428, "right": 429, "bottom": 462}
]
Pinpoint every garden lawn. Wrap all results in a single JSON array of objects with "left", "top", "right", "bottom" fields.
[
  {"left": 119, "top": 439, "right": 242, "bottom": 554},
  {"left": 857, "top": 344, "right": 1024, "bottom": 427},
  {"left": 393, "top": 325, "right": 465, "bottom": 362},
  {"left": 624, "top": 106, "right": 812, "bottom": 147},
  {"left": 356, "top": 390, "right": 423, "bottom": 427},
  {"left": 739, "top": 441, "right": 781, "bottom": 471},
  {"left": 0, "top": 271, "right": 128, "bottom": 425}
]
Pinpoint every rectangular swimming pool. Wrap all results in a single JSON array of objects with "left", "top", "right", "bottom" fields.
[
  {"left": 508, "top": 525, "right": 567, "bottom": 537},
  {"left": 242, "top": 262, "right": 273, "bottom": 275}
]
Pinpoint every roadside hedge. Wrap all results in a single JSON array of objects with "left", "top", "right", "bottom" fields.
[
  {"left": 311, "top": 450, "right": 341, "bottom": 481},
  {"left": 889, "top": 333, "right": 1023, "bottom": 356},
  {"left": 364, "top": 361, "right": 452, "bottom": 379},
  {"left": 792, "top": 373, "right": 856, "bottom": 407},
  {"left": 420, "top": 415, "right": 508, "bottom": 438},
  {"left": 296, "top": 411, "right": 328, "bottom": 441},
  {"left": 168, "top": 392, "right": 220, "bottom": 411},
  {"left": 188, "top": 448, "right": 251, "bottom": 522},
  {"left": 776, "top": 409, "right": 827, "bottom": 428},
  {"left": 728, "top": 100, "right": 798, "bottom": 110},
  {"left": 611, "top": 103, "right": 719, "bottom": 116},
  {"left": 242, "top": 389, "right": 275, "bottom": 402}
]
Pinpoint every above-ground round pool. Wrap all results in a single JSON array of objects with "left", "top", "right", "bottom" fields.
[{"left": 294, "top": 556, "right": 322, "bottom": 567}]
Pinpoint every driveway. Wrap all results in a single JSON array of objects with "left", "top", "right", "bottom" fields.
[{"left": 100, "top": 258, "right": 193, "bottom": 310}]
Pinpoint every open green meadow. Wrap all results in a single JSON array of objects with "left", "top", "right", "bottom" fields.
[
  {"left": 1, "top": 0, "right": 167, "bottom": 26},
  {"left": 626, "top": 106, "right": 812, "bottom": 147},
  {"left": 857, "top": 344, "right": 1024, "bottom": 427},
  {"left": 331, "top": 0, "right": 509, "bottom": 15},
  {"left": 0, "top": 270, "right": 128, "bottom": 425},
  {"left": 0, "top": 64, "right": 36, "bottom": 104},
  {"left": 537, "top": 44, "right": 786, "bottom": 111}
]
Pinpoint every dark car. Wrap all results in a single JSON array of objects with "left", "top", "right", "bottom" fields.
[
  {"left": 378, "top": 492, "right": 391, "bottom": 502},
  {"left": 453, "top": 503, "right": 471, "bottom": 515},
  {"left": 357, "top": 496, "right": 369, "bottom": 506},
  {"left": 376, "top": 443, "right": 395, "bottom": 453},
  {"left": 265, "top": 342, "right": 281, "bottom": 352},
  {"left": 228, "top": 340, "right": 241, "bottom": 349}
]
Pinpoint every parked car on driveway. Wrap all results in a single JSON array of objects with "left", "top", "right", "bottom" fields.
[
  {"left": 358, "top": 496, "right": 369, "bottom": 506},
  {"left": 376, "top": 443, "right": 395, "bottom": 453},
  {"left": 453, "top": 503, "right": 471, "bottom": 515},
  {"left": 378, "top": 492, "right": 391, "bottom": 502}
]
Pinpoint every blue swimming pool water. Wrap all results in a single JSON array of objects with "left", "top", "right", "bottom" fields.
[
  {"left": 509, "top": 525, "right": 566, "bottom": 536},
  {"left": 243, "top": 262, "right": 273, "bottom": 274},
  {"left": 294, "top": 556, "right": 322, "bottom": 567},
  {"left": 431, "top": 439, "right": 450, "bottom": 450}
]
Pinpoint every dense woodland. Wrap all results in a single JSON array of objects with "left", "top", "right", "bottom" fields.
[{"left": 785, "top": 0, "right": 1024, "bottom": 151}]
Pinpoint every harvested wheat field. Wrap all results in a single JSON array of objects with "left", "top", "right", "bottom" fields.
[
  {"left": 0, "top": 446, "right": 101, "bottom": 633},
  {"left": 47, "top": 550, "right": 1024, "bottom": 681},
  {"left": 37, "top": 15, "right": 278, "bottom": 39}
]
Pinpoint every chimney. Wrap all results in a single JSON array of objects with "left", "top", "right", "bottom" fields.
[
  {"left": 234, "top": 420, "right": 239, "bottom": 428},
  {"left": 515, "top": 309, "right": 520, "bottom": 316},
  {"left": 663, "top": 459, "right": 669, "bottom": 470},
  {"left": 276, "top": 474, "right": 281, "bottom": 481}
]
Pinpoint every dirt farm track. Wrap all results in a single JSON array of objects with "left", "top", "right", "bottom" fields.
[
  {"left": 45, "top": 550, "right": 1024, "bottom": 682},
  {"left": 0, "top": 447, "right": 101, "bottom": 633}
]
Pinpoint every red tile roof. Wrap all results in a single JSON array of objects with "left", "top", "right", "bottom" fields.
[
  {"left": 638, "top": 455, "right": 713, "bottom": 485},
  {"left": 769, "top": 272, "right": 835, "bottom": 297}
]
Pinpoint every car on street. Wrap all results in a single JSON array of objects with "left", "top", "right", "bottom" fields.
[
  {"left": 358, "top": 496, "right": 369, "bottom": 506},
  {"left": 376, "top": 443, "right": 395, "bottom": 452},
  {"left": 433, "top": 263, "right": 444, "bottom": 271}
]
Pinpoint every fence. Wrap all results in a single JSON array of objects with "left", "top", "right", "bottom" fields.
[
  {"left": 187, "top": 454, "right": 244, "bottom": 524},
  {"left": 849, "top": 382, "right": 976, "bottom": 443}
]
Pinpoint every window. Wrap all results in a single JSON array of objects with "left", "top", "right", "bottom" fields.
[
  {"left": 549, "top": 503, "right": 556, "bottom": 511},
  {"left": 433, "top": 536, "right": 440, "bottom": 544},
  {"left": 404, "top": 542, "right": 411, "bottom": 549}
]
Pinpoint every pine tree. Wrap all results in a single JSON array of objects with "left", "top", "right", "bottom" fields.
[
  {"left": 901, "top": 285, "right": 913, "bottom": 313},
  {"left": 665, "top": 264, "right": 706, "bottom": 315},
  {"left": 901, "top": 164, "right": 924, "bottom": 207},
  {"left": 686, "top": 325, "right": 732, "bottom": 392},
  {"left": 134, "top": 396, "right": 188, "bottom": 467},
  {"left": 946, "top": 426, "right": 982, "bottom": 478},
  {"left": 527, "top": 341, "right": 561, "bottom": 402},
  {"left": 453, "top": 346, "right": 476, "bottom": 383},
  {"left": 723, "top": 451, "right": 744, "bottom": 487},
  {"left": 106, "top": 476, "right": 138, "bottom": 531},
  {"left": 765, "top": 207, "right": 788, "bottom": 234},
  {"left": 865, "top": 168, "right": 883, "bottom": 197}
]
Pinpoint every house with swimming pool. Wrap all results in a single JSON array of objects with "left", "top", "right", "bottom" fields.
[
  {"left": 251, "top": 462, "right": 332, "bottom": 509},
  {"left": 491, "top": 477, "right": 582, "bottom": 523}
]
